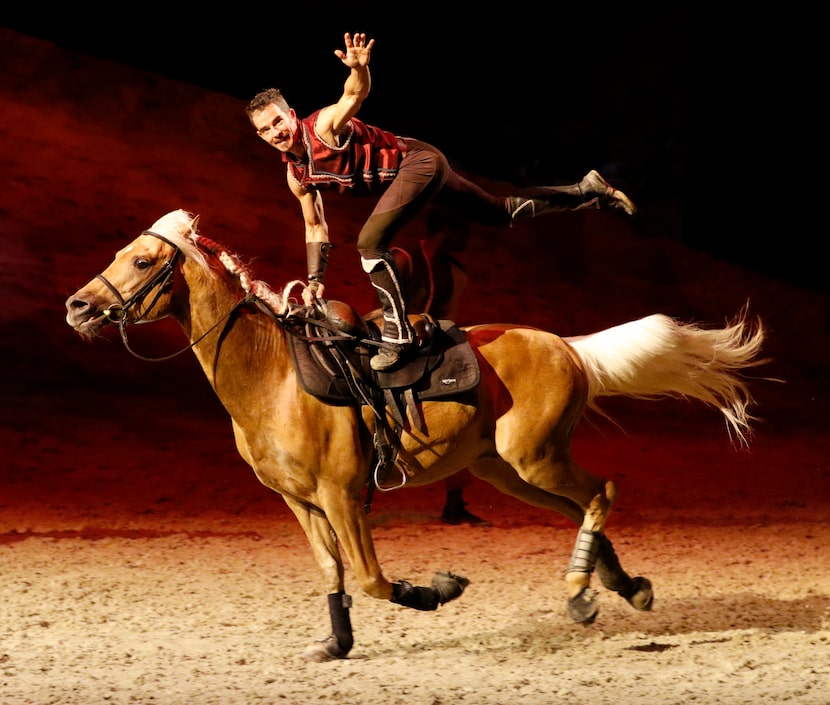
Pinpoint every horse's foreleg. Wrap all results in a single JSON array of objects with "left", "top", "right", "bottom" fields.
[
  {"left": 390, "top": 571, "right": 471, "bottom": 611},
  {"left": 322, "top": 489, "right": 471, "bottom": 613},
  {"left": 282, "top": 496, "right": 355, "bottom": 662}
]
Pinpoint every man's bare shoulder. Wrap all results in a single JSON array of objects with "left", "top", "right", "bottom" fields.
[{"left": 313, "top": 104, "right": 345, "bottom": 143}]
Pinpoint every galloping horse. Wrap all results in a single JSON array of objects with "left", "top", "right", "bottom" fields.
[{"left": 64, "top": 210, "right": 767, "bottom": 661}]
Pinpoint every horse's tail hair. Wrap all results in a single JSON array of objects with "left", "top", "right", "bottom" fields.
[{"left": 567, "top": 305, "right": 769, "bottom": 447}]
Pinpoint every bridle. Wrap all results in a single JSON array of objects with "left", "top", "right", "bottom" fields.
[
  {"left": 96, "top": 230, "right": 181, "bottom": 324},
  {"left": 95, "top": 229, "right": 249, "bottom": 362},
  {"left": 95, "top": 229, "right": 373, "bottom": 364}
]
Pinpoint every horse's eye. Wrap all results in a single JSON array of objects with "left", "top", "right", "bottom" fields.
[{"left": 135, "top": 258, "right": 150, "bottom": 270}]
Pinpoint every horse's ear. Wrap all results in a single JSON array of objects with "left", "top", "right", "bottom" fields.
[{"left": 190, "top": 215, "right": 200, "bottom": 235}]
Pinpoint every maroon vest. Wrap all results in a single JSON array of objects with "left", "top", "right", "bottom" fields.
[{"left": 283, "top": 110, "right": 404, "bottom": 195}]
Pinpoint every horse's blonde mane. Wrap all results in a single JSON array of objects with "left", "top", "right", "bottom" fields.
[
  {"left": 149, "top": 209, "right": 307, "bottom": 316},
  {"left": 149, "top": 209, "right": 210, "bottom": 270}
]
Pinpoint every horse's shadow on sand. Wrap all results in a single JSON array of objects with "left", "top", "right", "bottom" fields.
[
  {"left": 359, "top": 593, "right": 830, "bottom": 659},
  {"left": 590, "top": 592, "right": 830, "bottom": 636}
]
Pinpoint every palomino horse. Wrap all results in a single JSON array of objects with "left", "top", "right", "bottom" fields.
[{"left": 65, "top": 210, "right": 766, "bottom": 662}]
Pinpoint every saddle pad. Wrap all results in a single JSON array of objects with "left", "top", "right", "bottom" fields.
[
  {"left": 411, "top": 321, "right": 479, "bottom": 400},
  {"left": 286, "top": 329, "right": 362, "bottom": 406}
]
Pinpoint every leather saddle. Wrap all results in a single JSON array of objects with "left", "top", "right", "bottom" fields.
[{"left": 284, "top": 299, "right": 480, "bottom": 433}]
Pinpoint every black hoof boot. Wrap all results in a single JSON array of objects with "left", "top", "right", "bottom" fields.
[
  {"left": 567, "top": 586, "right": 599, "bottom": 625},
  {"left": 619, "top": 576, "right": 654, "bottom": 611}
]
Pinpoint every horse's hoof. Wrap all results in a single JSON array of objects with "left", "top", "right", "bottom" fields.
[
  {"left": 301, "top": 635, "right": 348, "bottom": 662},
  {"left": 432, "top": 571, "right": 470, "bottom": 604},
  {"left": 567, "top": 587, "right": 599, "bottom": 625},
  {"left": 621, "top": 576, "right": 654, "bottom": 611}
]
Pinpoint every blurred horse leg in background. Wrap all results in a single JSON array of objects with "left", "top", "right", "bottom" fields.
[{"left": 391, "top": 209, "right": 490, "bottom": 526}]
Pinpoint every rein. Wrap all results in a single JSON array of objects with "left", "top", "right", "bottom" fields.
[{"left": 99, "top": 230, "right": 369, "bottom": 363}]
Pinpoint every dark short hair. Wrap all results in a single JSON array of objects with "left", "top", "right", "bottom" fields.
[{"left": 245, "top": 88, "right": 289, "bottom": 118}]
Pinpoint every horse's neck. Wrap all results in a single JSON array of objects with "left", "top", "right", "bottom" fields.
[{"left": 181, "top": 260, "right": 293, "bottom": 393}]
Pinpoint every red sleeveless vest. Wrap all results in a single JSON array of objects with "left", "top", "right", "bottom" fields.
[{"left": 283, "top": 110, "right": 405, "bottom": 195}]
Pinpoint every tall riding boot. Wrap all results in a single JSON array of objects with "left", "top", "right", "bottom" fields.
[
  {"left": 363, "top": 254, "right": 416, "bottom": 372},
  {"left": 509, "top": 169, "right": 636, "bottom": 222}
]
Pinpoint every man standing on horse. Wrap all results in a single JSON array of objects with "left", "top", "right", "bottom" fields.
[{"left": 245, "top": 32, "right": 636, "bottom": 372}]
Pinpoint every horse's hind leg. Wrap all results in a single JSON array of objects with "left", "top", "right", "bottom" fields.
[
  {"left": 560, "top": 476, "right": 618, "bottom": 623},
  {"left": 594, "top": 533, "right": 653, "bottom": 611},
  {"left": 559, "top": 468, "right": 653, "bottom": 622},
  {"left": 469, "top": 457, "right": 651, "bottom": 622},
  {"left": 471, "top": 453, "right": 615, "bottom": 620}
]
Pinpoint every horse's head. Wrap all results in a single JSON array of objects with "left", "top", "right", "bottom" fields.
[{"left": 65, "top": 209, "right": 204, "bottom": 338}]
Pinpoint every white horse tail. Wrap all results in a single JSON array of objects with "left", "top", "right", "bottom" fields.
[{"left": 566, "top": 306, "right": 768, "bottom": 446}]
